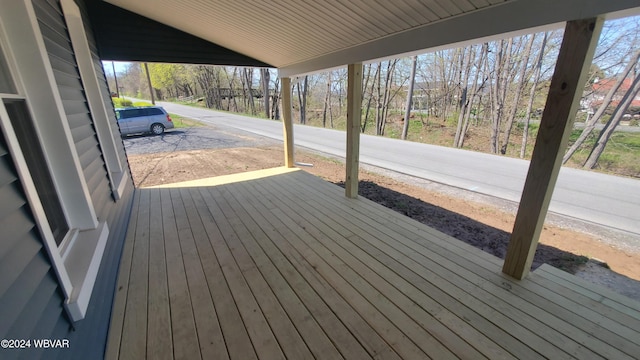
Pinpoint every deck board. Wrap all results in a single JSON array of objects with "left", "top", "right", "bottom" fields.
[
  {"left": 107, "top": 168, "right": 640, "bottom": 360},
  {"left": 210, "top": 186, "right": 347, "bottom": 359},
  {"left": 161, "top": 187, "right": 201, "bottom": 360},
  {"left": 146, "top": 189, "right": 173, "bottom": 360},
  {"left": 283, "top": 171, "right": 634, "bottom": 359},
  {"left": 252, "top": 178, "right": 489, "bottom": 359},
  {"left": 105, "top": 188, "right": 140, "bottom": 360},
  {"left": 119, "top": 187, "right": 150, "bottom": 360},
  {"left": 218, "top": 185, "right": 398, "bottom": 359},
  {"left": 186, "top": 188, "right": 256, "bottom": 360}
]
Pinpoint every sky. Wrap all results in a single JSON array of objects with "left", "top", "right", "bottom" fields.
[{"left": 102, "top": 61, "right": 130, "bottom": 76}]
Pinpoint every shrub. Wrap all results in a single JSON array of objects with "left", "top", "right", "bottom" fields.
[
  {"left": 132, "top": 101, "right": 152, "bottom": 107},
  {"left": 112, "top": 98, "right": 132, "bottom": 107}
]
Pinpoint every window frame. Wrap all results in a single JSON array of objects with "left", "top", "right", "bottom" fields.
[{"left": 0, "top": 0, "right": 111, "bottom": 322}]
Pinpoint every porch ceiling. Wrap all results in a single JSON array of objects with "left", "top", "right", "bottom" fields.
[{"left": 106, "top": 0, "right": 640, "bottom": 76}]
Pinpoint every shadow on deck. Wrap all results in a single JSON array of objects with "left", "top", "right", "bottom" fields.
[{"left": 106, "top": 167, "right": 640, "bottom": 360}]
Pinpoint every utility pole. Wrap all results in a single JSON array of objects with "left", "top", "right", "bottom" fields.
[
  {"left": 144, "top": 62, "right": 155, "bottom": 105},
  {"left": 112, "top": 61, "right": 120, "bottom": 98}
]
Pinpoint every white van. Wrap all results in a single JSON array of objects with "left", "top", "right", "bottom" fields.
[{"left": 115, "top": 106, "right": 174, "bottom": 135}]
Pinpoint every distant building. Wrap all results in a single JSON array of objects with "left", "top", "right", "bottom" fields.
[{"left": 583, "top": 77, "right": 640, "bottom": 116}]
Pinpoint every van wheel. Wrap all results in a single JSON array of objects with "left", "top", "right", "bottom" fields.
[{"left": 150, "top": 123, "right": 165, "bottom": 135}]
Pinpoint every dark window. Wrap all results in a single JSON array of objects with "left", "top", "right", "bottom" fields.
[
  {"left": 4, "top": 99, "right": 69, "bottom": 245},
  {"left": 145, "top": 108, "right": 163, "bottom": 116},
  {"left": 118, "top": 109, "right": 139, "bottom": 119}
]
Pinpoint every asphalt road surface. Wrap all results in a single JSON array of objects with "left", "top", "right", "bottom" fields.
[{"left": 150, "top": 100, "right": 640, "bottom": 237}]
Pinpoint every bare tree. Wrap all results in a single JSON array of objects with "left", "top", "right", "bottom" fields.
[
  {"left": 563, "top": 48, "right": 640, "bottom": 163},
  {"left": 261, "top": 68, "right": 270, "bottom": 118},
  {"left": 453, "top": 47, "right": 473, "bottom": 146},
  {"left": 375, "top": 60, "right": 401, "bottom": 136},
  {"left": 402, "top": 56, "right": 418, "bottom": 140},
  {"left": 362, "top": 64, "right": 378, "bottom": 133},
  {"left": 584, "top": 73, "right": 640, "bottom": 168},
  {"left": 457, "top": 44, "right": 489, "bottom": 148},
  {"left": 242, "top": 68, "right": 256, "bottom": 115},
  {"left": 490, "top": 39, "right": 513, "bottom": 153},
  {"left": 521, "top": 32, "right": 549, "bottom": 158},
  {"left": 271, "top": 77, "right": 280, "bottom": 119},
  {"left": 501, "top": 34, "right": 535, "bottom": 154},
  {"left": 296, "top": 76, "right": 309, "bottom": 124},
  {"left": 226, "top": 68, "right": 239, "bottom": 112},
  {"left": 322, "top": 72, "right": 331, "bottom": 128}
]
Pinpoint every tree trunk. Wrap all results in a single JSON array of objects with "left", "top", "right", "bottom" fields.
[
  {"left": 583, "top": 73, "right": 640, "bottom": 168},
  {"left": 261, "top": 68, "right": 270, "bottom": 118},
  {"left": 458, "top": 45, "right": 489, "bottom": 148},
  {"left": 297, "top": 76, "right": 308, "bottom": 124},
  {"left": 243, "top": 68, "right": 256, "bottom": 115},
  {"left": 322, "top": 73, "right": 331, "bottom": 127},
  {"left": 490, "top": 39, "right": 513, "bottom": 153},
  {"left": 454, "top": 47, "right": 473, "bottom": 146},
  {"left": 521, "top": 32, "right": 548, "bottom": 158},
  {"left": 375, "top": 62, "right": 383, "bottom": 135},
  {"left": 563, "top": 48, "right": 640, "bottom": 163},
  {"left": 501, "top": 34, "right": 535, "bottom": 154},
  {"left": 362, "top": 64, "right": 378, "bottom": 133},
  {"left": 271, "top": 77, "right": 280, "bottom": 119},
  {"left": 228, "top": 68, "right": 239, "bottom": 112},
  {"left": 376, "top": 60, "right": 398, "bottom": 136},
  {"left": 402, "top": 56, "right": 418, "bottom": 140}
]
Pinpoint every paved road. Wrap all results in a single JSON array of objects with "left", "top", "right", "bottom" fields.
[{"left": 155, "top": 100, "right": 640, "bottom": 236}]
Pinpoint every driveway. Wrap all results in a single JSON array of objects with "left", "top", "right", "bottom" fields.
[{"left": 121, "top": 124, "right": 279, "bottom": 155}]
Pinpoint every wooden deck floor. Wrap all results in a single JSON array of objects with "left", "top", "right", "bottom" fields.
[{"left": 106, "top": 168, "right": 640, "bottom": 360}]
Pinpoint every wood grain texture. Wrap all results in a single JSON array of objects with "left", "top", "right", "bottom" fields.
[
  {"left": 345, "top": 63, "right": 363, "bottom": 199},
  {"left": 281, "top": 77, "right": 294, "bottom": 168},
  {"left": 503, "top": 17, "right": 604, "bottom": 280},
  {"left": 108, "top": 168, "right": 640, "bottom": 359}
]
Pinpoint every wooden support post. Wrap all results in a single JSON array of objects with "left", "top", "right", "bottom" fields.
[
  {"left": 503, "top": 17, "right": 603, "bottom": 280},
  {"left": 345, "top": 63, "right": 363, "bottom": 198},
  {"left": 281, "top": 77, "right": 294, "bottom": 168}
]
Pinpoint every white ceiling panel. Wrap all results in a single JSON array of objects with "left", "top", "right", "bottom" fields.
[{"left": 106, "top": 0, "right": 640, "bottom": 76}]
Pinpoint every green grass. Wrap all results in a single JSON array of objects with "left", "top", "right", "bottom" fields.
[
  {"left": 565, "top": 130, "right": 640, "bottom": 177},
  {"left": 169, "top": 113, "right": 203, "bottom": 128}
]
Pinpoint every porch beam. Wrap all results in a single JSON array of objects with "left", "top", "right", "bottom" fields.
[
  {"left": 345, "top": 63, "right": 363, "bottom": 198},
  {"left": 503, "top": 17, "right": 603, "bottom": 280},
  {"left": 281, "top": 77, "right": 294, "bottom": 168}
]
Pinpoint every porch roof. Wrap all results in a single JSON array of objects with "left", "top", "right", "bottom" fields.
[
  {"left": 106, "top": 168, "right": 640, "bottom": 360},
  {"left": 94, "top": 0, "right": 640, "bottom": 76}
]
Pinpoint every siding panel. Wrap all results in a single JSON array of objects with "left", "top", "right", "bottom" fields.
[
  {"left": 0, "top": 228, "right": 43, "bottom": 297},
  {"left": 6, "top": 265, "right": 58, "bottom": 339},
  {"left": 34, "top": 0, "right": 111, "bottom": 213},
  {"left": 0, "top": 250, "right": 53, "bottom": 338},
  {"left": 0, "top": 1, "right": 133, "bottom": 359},
  {"left": 0, "top": 135, "right": 62, "bottom": 346}
]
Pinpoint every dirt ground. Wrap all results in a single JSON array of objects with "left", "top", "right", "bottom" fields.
[{"left": 127, "top": 146, "right": 640, "bottom": 288}]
